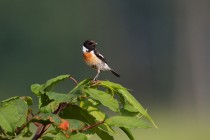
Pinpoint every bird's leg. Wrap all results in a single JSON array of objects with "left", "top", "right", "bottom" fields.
[{"left": 93, "top": 69, "right": 100, "bottom": 81}]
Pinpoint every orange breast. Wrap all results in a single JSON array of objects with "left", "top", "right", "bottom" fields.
[
  {"left": 83, "top": 52, "right": 92, "bottom": 62},
  {"left": 83, "top": 52, "right": 100, "bottom": 66}
]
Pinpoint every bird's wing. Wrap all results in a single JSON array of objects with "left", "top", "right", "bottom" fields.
[{"left": 94, "top": 50, "right": 107, "bottom": 63}]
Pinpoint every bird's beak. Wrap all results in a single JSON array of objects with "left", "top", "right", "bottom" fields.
[{"left": 95, "top": 42, "right": 98, "bottom": 45}]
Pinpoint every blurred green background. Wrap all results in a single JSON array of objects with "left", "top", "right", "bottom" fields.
[{"left": 0, "top": 0, "right": 210, "bottom": 140}]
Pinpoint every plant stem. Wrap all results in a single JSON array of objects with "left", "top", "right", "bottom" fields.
[
  {"left": 80, "top": 120, "right": 105, "bottom": 132},
  {"left": 70, "top": 77, "right": 78, "bottom": 85}
]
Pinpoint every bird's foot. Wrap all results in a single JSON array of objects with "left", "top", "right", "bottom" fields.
[{"left": 91, "top": 78, "right": 100, "bottom": 84}]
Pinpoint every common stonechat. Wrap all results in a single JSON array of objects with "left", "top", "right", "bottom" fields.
[{"left": 82, "top": 40, "right": 120, "bottom": 81}]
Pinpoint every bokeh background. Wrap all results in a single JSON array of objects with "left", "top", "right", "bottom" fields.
[{"left": 0, "top": 0, "right": 210, "bottom": 140}]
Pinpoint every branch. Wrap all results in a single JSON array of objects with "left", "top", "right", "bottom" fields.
[
  {"left": 80, "top": 120, "right": 105, "bottom": 132},
  {"left": 69, "top": 77, "right": 78, "bottom": 85}
]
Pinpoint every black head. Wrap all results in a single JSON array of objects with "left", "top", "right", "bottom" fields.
[{"left": 83, "top": 40, "right": 97, "bottom": 51}]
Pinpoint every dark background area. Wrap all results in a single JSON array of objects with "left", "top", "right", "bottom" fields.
[{"left": 0, "top": 1, "right": 210, "bottom": 140}]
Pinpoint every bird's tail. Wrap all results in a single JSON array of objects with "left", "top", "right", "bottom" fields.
[{"left": 110, "top": 69, "right": 120, "bottom": 77}]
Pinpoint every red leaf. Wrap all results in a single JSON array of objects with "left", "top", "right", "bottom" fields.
[{"left": 58, "top": 119, "right": 69, "bottom": 131}]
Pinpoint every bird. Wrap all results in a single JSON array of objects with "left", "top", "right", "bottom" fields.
[{"left": 82, "top": 40, "right": 120, "bottom": 81}]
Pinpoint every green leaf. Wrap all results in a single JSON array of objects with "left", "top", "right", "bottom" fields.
[
  {"left": 120, "top": 127, "right": 134, "bottom": 140},
  {"left": 34, "top": 114, "right": 84, "bottom": 131},
  {"left": 38, "top": 91, "right": 81, "bottom": 113},
  {"left": 1, "top": 96, "right": 19, "bottom": 103},
  {"left": 42, "top": 135, "right": 54, "bottom": 140},
  {"left": 69, "top": 133, "right": 88, "bottom": 140},
  {"left": 0, "top": 97, "right": 28, "bottom": 135},
  {"left": 20, "top": 96, "right": 33, "bottom": 106},
  {"left": 55, "top": 132, "right": 68, "bottom": 140},
  {"left": 69, "top": 79, "right": 91, "bottom": 95},
  {"left": 84, "top": 88, "right": 119, "bottom": 112},
  {"left": 33, "top": 113, "right": 85, "bottom": 132},
  {"left": 80, "top": 99, "right": 105, "bottom": 121},
  {"left": 18, "top": 123, "right": 32, "bottom": 137},
  {"left": 99, "top": 80, "right": 157, "bottom": 128},
  {"left": 123, "top": 101, "right": 139, "bottom": 112},
  {"left": 46, "top": 92, "right": 79, "bottom": 104},
  {"left": 105, "top": 116, "right": 149, "bottom": 129},
  {"left": 60, "top": 105, "right": 98, "bottom": 134},
  {"left": 44, "top": 75, "right": 71, "bottom": 91},
  {"left": 67, "top": 119, "right": 85, "bottom": 131},
  {"left": 60, "top": 105, "right": 95, "bottom": 124},
  {"left": 99, "top": 80, "right": 126, "bottom": 90},
  {"left": 31, "top": 75, "right": 70, "bottom": 96},
  {"left": 32, "top": 113, "right": 60, "bottom": 125},
  {"left": 39, "top": 94, "right": 59, "bottom": 113},
  {"left": 31, "top": 84, "right": 44, "bottom": 96},
  {"left": 39, "top": 101, "right": 59, "bottom": 113},
  {"left": 60, "top": 105, "right": 113, "bottom": 139},
  {"left": 95, "top": 130, "right": 114, "bottom": 140},
  {"left": 81, "top": 99, "right": 116, "bottom": 134},
  {"left": 119, "top": 108, "right": 139, "bottom": 117},
  {"left": 117, "top": 89, "right": 157, "bottom": 128},
  {"left": 55, "top": 132, "right": 88, "bottom": 140}
]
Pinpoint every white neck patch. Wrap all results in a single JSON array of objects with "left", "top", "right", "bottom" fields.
[{"left": 82, "top": 46, "right": 88, "bottom": 52}]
